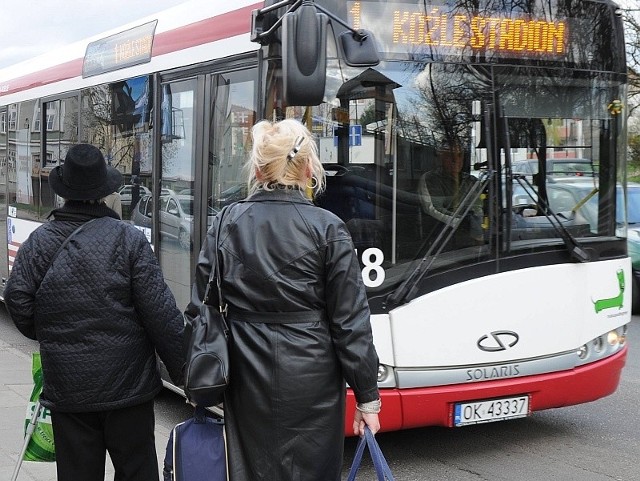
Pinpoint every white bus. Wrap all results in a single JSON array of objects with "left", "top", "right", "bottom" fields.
[{"left": 0, "top": 0, "right": 630, "bottom": 433}]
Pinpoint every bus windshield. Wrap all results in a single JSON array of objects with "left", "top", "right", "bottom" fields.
[
  {"left": 263, "top": 0, "right": 628, "bottom": 298},
  {"left": 308, "top": 60, "right": 624, "bottom": 295}
]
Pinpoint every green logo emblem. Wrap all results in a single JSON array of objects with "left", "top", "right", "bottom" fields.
[{"left": 593, "top": 269, "right": 625, "bottom": 313}]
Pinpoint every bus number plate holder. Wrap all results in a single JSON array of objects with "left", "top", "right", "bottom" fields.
[{"left": 453, "top": 395, "right": 530, "bottom": 427}]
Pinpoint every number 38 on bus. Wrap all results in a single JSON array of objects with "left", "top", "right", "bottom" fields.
[{"left": 0, "top": 0, "right": 630, "bottom": 433}]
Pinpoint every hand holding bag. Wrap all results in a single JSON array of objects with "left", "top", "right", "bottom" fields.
[
  {"left": 183, "top": 210, "right": 230, "bottom": 407},
  {"left": 346, "top": 426, "right": 395, "bottom": 481}
]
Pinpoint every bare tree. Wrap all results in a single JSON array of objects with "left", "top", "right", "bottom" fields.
[
  {"left": 622, "top": 7, "right": 640, "bottom": 116},
  {"left": 622, "top": 7, "right": 640, "bottom": 170}
]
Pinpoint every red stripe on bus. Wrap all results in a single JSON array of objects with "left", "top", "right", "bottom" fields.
[
  {"left": 152, "top": 4, "right": 258, "bottom": 57},
  {"left": 1, "top": 59, "right": 84, "bottom": 97},
  {"left": 0, "top": 3, "right": 261, "bottom": 97}
]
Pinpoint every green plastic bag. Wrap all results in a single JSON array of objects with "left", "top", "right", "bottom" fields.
[{"left": 23, "top": 353, "right": 55, "bottom": 462}]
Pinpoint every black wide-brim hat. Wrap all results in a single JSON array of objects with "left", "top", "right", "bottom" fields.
[{"left": 49, "top": 144, "right": 123, "bottom": 201}]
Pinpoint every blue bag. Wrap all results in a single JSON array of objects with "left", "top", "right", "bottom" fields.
[
  {"left": 346, "top": 426, "right": 395, "bottom": 481},
  {"left": 163, "top": 406, "right": 226, "bottom": 481}
]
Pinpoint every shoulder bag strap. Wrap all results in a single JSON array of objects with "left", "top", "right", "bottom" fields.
[
  {"left": 36, "top": 218, "right": 102, "bottom": 295},
  {"left": 214, "top": 208, "right": 226, "bottom": 315},
  {"left": 48, "top": 218, "right": 101, "bottom": 270},
  {"left": 203, "top": 207, "right": 228, "bottom": 318}
]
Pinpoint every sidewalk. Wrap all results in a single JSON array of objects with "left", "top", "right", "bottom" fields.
[{"left": 0, "top": 339, "right": 172, "bottom": 480}]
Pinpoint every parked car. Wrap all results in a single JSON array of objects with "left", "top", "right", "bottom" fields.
[
  {"left": 214, "top": 184, "right": 247, "bottom": 207},
  {"left": 545, "top": 181, "right": 640, "bottom": 312},
  {"left": 131, "top": 193, "right": 216, "bottom": 250},
  {"left": 512, "top": 158, "right": 597, "bottom": 181},
  {"left": 117, "top": 184, "right": 151, "bottom": 206}
]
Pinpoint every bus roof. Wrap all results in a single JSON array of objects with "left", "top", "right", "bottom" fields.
[{"left": 0, "top": 0, "right": 262, "bottom": 103}]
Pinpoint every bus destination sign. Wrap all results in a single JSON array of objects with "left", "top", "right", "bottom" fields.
[
  {"left": 348, "top": 1, "right": 568, "bottom": 60},
  {"left": 83, "top": 20, "right": 158, "bottom": 78}
]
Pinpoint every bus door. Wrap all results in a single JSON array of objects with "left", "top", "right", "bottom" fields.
[
  {"left": 155, "top": 63, "right": 256, "bottom": 312},
  {"left": 206, "top": 67, "right": 256, "bottom": 223},
  {"left": 157, "top": 77, "right": 200, "bottom": 311}
]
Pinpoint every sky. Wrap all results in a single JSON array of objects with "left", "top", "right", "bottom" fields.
[
  {"left": 0, "top": 0, "right": 188, "bottom": 70},
  {"left": 2, "top": 1, "right": 636, "bottom": 71}
]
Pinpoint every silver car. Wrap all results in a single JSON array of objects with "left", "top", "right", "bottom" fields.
[{"left": 131, "top": 193, "right": 216, "bottom": 250}]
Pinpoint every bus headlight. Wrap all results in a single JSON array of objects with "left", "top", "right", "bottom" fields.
[
  {"left": 377, "top": 364, "right": 389, "bottom": 382},
  {"left": 619, "top": 325, "right": 628, "bottom": 346},
  {"left": 577, "top": 344, "right": 588, "bottom": 359},
  {"left": 376, "top": 364, "right": 397, "bottom": 388},
  {"left": 607, "top": 330, "right": 620, "bottom": 346},
  {"left": 576, "top": 325, "right": 628, "bottom": 366},
  {"left": 592, "top": 336, "right": 604, "bottom": 353}
]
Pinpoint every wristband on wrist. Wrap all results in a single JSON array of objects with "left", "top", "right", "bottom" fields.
[{"left": 356, "top": 399, "right": 381, "bottom": 414}]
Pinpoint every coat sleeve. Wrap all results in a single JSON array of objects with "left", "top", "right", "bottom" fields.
[
  {"left": 324, "top": 230, "right": 380, "bottom": 404},
  {"left": 129, "top": 234, "right": 185, "bottom": 386},
  {"left": 4, "top": 236, "right": 40, "bottom": 340}
]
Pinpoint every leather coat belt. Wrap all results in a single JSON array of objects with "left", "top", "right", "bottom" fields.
[{"left": 227, "top": 308, "right": 325, "bottom": 324}]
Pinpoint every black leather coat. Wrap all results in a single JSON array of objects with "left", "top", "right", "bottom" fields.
[
  {"left": 5, "top": 202, "right": 185, "bottom": 412},
  {"left": 185, "top": 189, "right": 379, "bottom": 481}
]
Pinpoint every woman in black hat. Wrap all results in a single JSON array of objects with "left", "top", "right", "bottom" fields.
[{"left": 4, "top": 143, "right": 185, "bottom": 481}]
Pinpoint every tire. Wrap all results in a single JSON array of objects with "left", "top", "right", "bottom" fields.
[{"left": 632, "top": 276, "right": 640, "bottom": 315}]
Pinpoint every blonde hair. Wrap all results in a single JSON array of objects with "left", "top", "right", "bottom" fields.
[{"left": 246, "top": 119, "right": 325, "bottom": 196}]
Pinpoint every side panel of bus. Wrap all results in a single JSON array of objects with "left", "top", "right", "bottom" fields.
[{"left": 0, "top": 107, "right": 7, "bottom": 290}]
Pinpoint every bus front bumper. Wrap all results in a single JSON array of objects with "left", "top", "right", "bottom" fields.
[{"left": 344, "top": 346, "right": 627, "bottom": 435}]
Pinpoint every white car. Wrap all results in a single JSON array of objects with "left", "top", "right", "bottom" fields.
[
  {"left": 117, "top": 184, "right": 151, "bottom": 206},
  {"left": 131, "top": 193, "right": 217, "bottom": 250}
]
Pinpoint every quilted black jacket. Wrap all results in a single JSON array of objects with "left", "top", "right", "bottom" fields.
[
  {"left": 185, "top": 189, "right": 379, "bottom": 480},
  {"left": 4, "top": 201, "right": 184, "bottom": 412}
]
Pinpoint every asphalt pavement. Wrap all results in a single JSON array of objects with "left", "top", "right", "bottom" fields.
[{"left": 0, "top": 337, "right": 173, "bottom": 481}]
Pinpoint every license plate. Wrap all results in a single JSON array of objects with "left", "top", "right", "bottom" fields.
[{"left": 453, "top": 395, "right": 530, "bottom": 427}]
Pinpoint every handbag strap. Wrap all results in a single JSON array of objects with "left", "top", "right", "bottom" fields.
[
  {"left": 203, "top": 207, "right": 228, "bottom": 315},
  {"left": 213, "top": 208, "right": 226, "bottom": 314},
  {"left": 347, "top": 427, "right": 395, "bottom": 481}
]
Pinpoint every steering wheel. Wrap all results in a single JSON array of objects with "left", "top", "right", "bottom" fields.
[{"left": 324, "top": 164, "right": 350, "bottom": 176}]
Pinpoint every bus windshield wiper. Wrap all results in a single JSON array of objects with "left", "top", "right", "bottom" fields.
[
  {"left": 514, "top": 175, "right": 592, "bottom": 263},
  {"left": 385, "top": 171, "right": 491, "bottom": 309}
]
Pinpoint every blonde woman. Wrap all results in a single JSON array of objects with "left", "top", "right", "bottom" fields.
[{"left": 185, "top": 119, "right": 381, "bottom": 481}]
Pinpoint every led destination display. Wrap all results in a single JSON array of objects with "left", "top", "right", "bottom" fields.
[
  {"left": 348, "top": 1, "right": 569, "bottom": 60},
  {"left": 83, "top": 21, "right": 158, "bottom": 78}
]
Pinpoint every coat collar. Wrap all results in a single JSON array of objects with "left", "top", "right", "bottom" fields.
[
  {"left": 48, "top": 200, "right": 121, "bottom": 221},
  {"left": 245, "top": 188, "right": 313, "bottom": 205}
]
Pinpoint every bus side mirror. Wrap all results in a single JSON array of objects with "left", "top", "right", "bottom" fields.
[
  {"left": 282, "top": 4, "right": 327, "bottom": 106},
  {"left": 339, "top": 30, "right": 379, "bottom": 67}
]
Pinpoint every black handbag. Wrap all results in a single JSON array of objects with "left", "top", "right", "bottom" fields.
[
  {"left": 346, "top": 427, "right": 395, "bottom": 481},
  {"left": 183, "top": 211, "right": 230, "bottom": 407}
]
